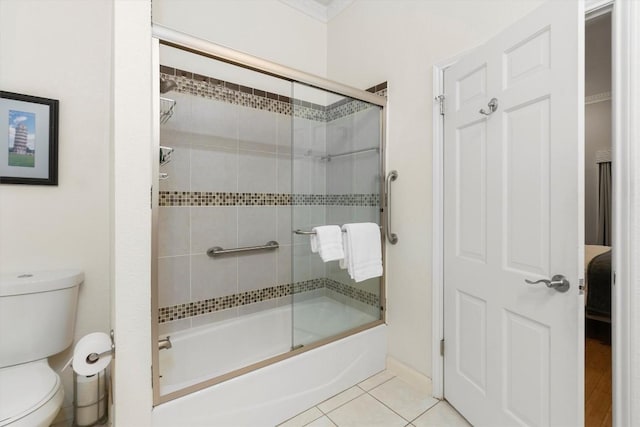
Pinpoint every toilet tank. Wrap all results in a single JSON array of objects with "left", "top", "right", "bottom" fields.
[{"left": 0, "top": 270, "right": 83, "bottom": 368}]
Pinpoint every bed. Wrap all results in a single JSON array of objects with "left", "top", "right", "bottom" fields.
[{"left": 585, "top": 245, "right": 612, "bottom": 322}]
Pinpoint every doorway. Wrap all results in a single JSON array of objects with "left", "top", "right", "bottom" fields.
[
  {"left": 584, "top": 9, "right": 613, "bottom": 427},
  {"left": 432, "top": 1, "right": 623, "bottom": 426}
]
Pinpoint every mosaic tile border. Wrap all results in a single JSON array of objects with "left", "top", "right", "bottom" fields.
[
  {"left": 158, "top": 277, "right": 379, "bottom": 323},
  {"left": 158, "top": 191, "right": 380, "bottom": 207},
  {"left": 324, "top": 278, "right": 380, "bottom": 307},
  {"left": 161, "top": 66, "right": 386, "bottom": 122}
]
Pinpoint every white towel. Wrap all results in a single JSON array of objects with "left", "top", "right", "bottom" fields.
[
  {"left": 340, "top": 223, "right": 383, "bottom": 282},
  {"left": 310, "top": 225, "right": 344, "bottom": 262}
]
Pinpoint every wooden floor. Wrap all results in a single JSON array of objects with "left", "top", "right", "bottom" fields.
[{"left": 585, "top": 319, "right": 612, "bottom": 427}]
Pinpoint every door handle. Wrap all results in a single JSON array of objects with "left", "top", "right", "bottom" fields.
[{"left": 525, "top": 274, "right": 570, "bottom": 293}]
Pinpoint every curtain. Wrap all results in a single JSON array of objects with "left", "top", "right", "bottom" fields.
[{"left": 596, "top": 161, "right": 612, "bottom": 246}]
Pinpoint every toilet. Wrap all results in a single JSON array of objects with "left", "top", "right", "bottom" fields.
[{"left": 0, "top": 270, "right": 83, "bottom": 427}]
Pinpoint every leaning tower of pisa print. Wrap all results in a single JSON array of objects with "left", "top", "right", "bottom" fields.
[
  {"left": 12, "top": 123, "right": 28, "bottom": 154},
  {"left": 8, "top": 110, "right": 36, "bottom": 168}
]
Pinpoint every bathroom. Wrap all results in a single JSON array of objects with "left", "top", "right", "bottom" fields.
[{"left": 1, "top": 0, "right": 639, "bottom": 426}]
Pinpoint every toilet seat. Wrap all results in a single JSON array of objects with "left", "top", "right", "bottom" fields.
[{"left": 0, "top": 360, "right": 62, "bottom": 426}]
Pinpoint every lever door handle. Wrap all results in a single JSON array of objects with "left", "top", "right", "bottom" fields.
[{"left": 525, "top": 274, "right": 570, "bottom": 293}]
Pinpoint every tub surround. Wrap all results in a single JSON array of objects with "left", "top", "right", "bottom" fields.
[{"left": 157, "top": 61, "right": 387, "bottom": 336}]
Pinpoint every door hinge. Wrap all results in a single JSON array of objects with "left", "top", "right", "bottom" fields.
[
  {"left": 578, "top": 278, "right": 585, "bottom": 294},
  {"left": 440, "top": 339, "right": 445, "bottom": 357},
  {"left": 435, "top": 95, "right": 445, "bottom": 116}
]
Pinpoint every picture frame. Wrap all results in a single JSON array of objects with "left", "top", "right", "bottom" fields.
[{"left": 0, "top": 91, "right": 59, "bottom": 185}]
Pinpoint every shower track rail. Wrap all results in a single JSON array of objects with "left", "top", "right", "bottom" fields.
[{"left": 207, "top": 241, "right": 279, "bottom": 257}]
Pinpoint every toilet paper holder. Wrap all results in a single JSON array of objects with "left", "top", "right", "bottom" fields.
[
  {"left": 85, "top": 330, "right": 115, "bottom": 365},
  {"left": 73, "top": 330, "right": 113, "bottom": 427}
]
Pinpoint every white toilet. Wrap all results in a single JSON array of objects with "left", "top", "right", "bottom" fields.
[{"left": 0, "top": 270, "right": 83, "bottom": 427}]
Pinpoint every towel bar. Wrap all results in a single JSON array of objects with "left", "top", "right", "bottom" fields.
[
  {"left": 293, "top": 226, "right": 382, "bottom": 235},
  {"left": 207, "top": 241, "right": 279, "bottom": 257}
]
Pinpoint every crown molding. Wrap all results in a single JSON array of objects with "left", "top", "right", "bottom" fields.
[
  {"left": 585, "top": 91, "right": 612, "bottom": 105},
  {"left": 326, "top": 0, "right": 354, "bottom": 21}
]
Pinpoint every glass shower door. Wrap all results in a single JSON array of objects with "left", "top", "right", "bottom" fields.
[
  {"left": 291, "top": 82, "right": 383, "bottom": 348},
  {"left": 154, "top": 44, "right": 298, "bottom": 401}
]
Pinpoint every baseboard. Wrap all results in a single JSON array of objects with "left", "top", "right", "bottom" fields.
[{"left": 386, "top": 356, "right": 433, "bottom": 396}]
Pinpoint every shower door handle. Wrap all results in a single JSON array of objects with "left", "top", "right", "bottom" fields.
[{"left": 385, "top": 171, "right": 398, "bottom": 244}]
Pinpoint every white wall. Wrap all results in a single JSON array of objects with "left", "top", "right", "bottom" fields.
[
  {"left": 327, "top": 0, "right": 546, "bottom": 377},
  {"left": 152, "top": 0, "right": 328, "bottom": 77},
  {"left": 0, "top": 0, "right": 112, "bottom": 422},
  {"left": 111, "top": 0, "right": 153, "bottom": 425}
]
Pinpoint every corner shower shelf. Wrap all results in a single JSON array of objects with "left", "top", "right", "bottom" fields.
[{"left": 160, "top": 97, "right": 176, "bottom": 124}]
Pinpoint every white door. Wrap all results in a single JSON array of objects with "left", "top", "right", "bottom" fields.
[{"left": 443, "top": 1, "right": 584, "bottom": 426}]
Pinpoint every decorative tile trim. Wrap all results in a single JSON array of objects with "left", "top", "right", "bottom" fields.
[
  {"left": 158, "top": 191, "right": 380, "bottom": 207},
  {"left": 158, "top": 277, "right": 379, "bottom": 324},
  {"left": 366, "top": 81, "right": 388, "bottom": 94},
  {"left": 324, "top": 278, "right": 380, "bottom": 307},
  {"left": 324, "top": 194, "right": 379, "bottom": 206},
  {"left": 161, "top": 66, "right": 386, "bottom": 122}
]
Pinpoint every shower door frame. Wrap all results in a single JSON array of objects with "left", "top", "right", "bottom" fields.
[{"left": 150, "top": 26, "right": 389, "bottom": 406}]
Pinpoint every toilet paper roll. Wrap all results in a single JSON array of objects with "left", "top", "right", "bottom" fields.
[
  {"left": 75, "top": 400, "right": 106, "bottom": 427},
  {"left": 76, "top": 371, "right": 106, "bottom": 406},
  {"left": 72, "top": 332, "right": 112, "bottom": 376}
]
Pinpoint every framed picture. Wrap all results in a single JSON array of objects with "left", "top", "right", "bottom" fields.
[{"left": 0, "top": 91, "right": 59, "bottom": 185}]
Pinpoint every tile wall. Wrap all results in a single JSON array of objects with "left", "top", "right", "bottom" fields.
[{"left": 157, "top": 66, "right": 385, "bottom": 334}]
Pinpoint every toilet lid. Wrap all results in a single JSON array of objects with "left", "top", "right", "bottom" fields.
[{"left": 0, "top": 361, "right": 59, "bottom": 425}]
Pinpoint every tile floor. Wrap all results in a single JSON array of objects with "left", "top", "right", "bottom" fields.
[{"left": 278, "top": 370, "right": 470, "bottom": 427}]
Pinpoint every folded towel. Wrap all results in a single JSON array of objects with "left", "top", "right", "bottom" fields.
[
  {"left": 340, "top": 223, "right": 383, "bottom": 282},
  {"left": 310, "top": 225, "right": 344, "bottom": 262}
]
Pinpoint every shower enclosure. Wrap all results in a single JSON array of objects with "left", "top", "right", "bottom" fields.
[{"left": 151, "top": 30, "right": 389, "bottom": 406}]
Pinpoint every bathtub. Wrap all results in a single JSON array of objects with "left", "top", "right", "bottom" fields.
[{"left": 152, "top": 295, "right": 386, "bottom": 426}]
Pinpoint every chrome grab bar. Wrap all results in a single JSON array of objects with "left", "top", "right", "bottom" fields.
[
  {"left": 207, "top": 240, "right": 279, "bottom": 257},
  {"left": 385, "top": 170, "right": 398, "bottom": 244},
  {"left": 294, "top": 226, "right": 382, "bottom": 235}
]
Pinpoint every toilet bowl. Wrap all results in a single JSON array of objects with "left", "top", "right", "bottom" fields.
[
  {"left": 0, "top": 360, "right": 64, "bottom": 427},
  {"left": 0, "top": 270, "right": 83, "bottom": 427}
]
